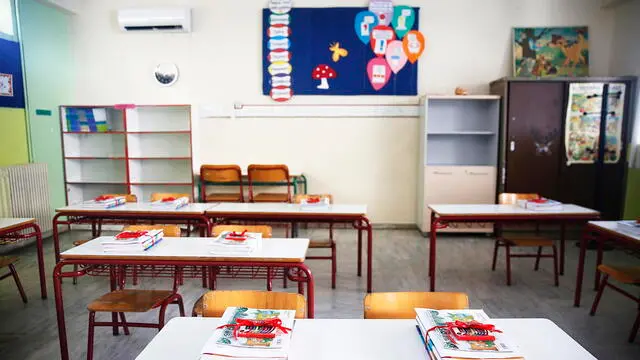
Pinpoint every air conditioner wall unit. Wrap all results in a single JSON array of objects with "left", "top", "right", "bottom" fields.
[{"left": 117, "top": 7, "right": 192, "bottom": 32}]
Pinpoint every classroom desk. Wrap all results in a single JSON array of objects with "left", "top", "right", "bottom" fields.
[
  {"left": 428, "top": 204, "right": 600, "bottom": 291},
  {"left": 574, "top": 220, "right": 640, "bottom": 307},
  {"left": 135, "top": 317, "right": 596, "bottom": 360},
  {"left": 205, "top": 202, "right": 373, "bottom": 292},
  {"left": 53, "top": 236, "right": 313, "bottom": 360},
  {"left": 0, "top": 218, "right": 46, "bottom": 298},
  {"left": 52, "top": 203, "right": 214, "bottom": 263},
  {"left": 199, "top": 173, "right": 308, "bottom": 201}
]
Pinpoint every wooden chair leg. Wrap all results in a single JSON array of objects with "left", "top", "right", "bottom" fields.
[
  {"left": 552, "top": 245, "right": 559, "bottom": 287},
  {"left": 87, "top": 311, "right": 96, "bottom": 360},
  {"left": 590, "top": 274, "right": 609, "bottom": 316},
  {"left": 505, "top": 244, "right": 512, "bottom": 286},
  {"left": 9, "top": 264, "right": 27, "bottom": 303},
  {"left": 491, "top": 240, "right": 500, "bottom": 271},
  {"left": 630, "top": 308, "right": 640, "bottom": 343},
  {"left": 534, "top": 246, "right": 542, "bottom": 271},
  {"left": 119, "top": 312, "right": 130, "bottom": 335}
]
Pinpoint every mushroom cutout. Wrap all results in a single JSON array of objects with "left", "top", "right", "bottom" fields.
[{"left": 312, "top": 64, "right": 337, "bottom": 90}]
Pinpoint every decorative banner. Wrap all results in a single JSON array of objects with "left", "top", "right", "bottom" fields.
[
  {"left": 370, "top": 25, "right": 395, "bottom": 56},
  {"left": 354, "top": 11, "right": 379, "bottom": 45},
  {"left": 268, "top": 61, "right": 293, "bottom": 76},
  {"left": 269, "top": 0, "right": 293, "bottom": 15},
  {"left": 564, "top": 83, "right": 604, "bottom": 165},
  {"left": 604, "top": 83, "right": 626, "bottom": 164},
  {"left": 385, "top": 40, "right": 407, "bottom": 74},
  {"left": 402, "top": 30, "right": 425, "bottom": 63},
  {"left": 268, "top": 37, "right": 291, "bottom": 50},
  {"left": 369, "top": 0, "right": 394, "bottom": 26},
  {"left": 267, "top": 25, "right": 290, "bottom": 37},
  {"left": 270, "top": 14, "right": 290, "bottom": 25},
  {"left": 311, "top": 64, "right": 337, "bottom": 90},
  {"left": 367, "top": 57, "right": 392, "bottom": 91},
  {"left": 270, "top": 87, "right": 293, "bottom": 102},
  {"left": 268, "top": 50, "right": 291, "bottom": 62},
  {"left": 391, "top": 6, "right": 415, "bottom": 39}
]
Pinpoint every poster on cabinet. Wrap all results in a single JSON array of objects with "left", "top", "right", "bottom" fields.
[{"left": 564, "top": 83, "right": 603, "bottom": 165}]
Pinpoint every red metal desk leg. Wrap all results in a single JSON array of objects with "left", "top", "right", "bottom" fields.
[
  {"left": 364, "top": 217, "right": 373, "bottom": 293},
  {"left": 357, "top": 219, "right": 362, "bottom": 277},
  {"left": 559, "top": 223, "right": 566, "bottom": 275},
  {"left": 297, "top": 264, "right": 315, "bottom": 318},
  {"left": 595, "top": 233, "right": 604, "bottom": 290},
  {"left": 53, "top": 262, "right": 70, "bottom": 360},
  {"left": 31, "top": 223, "right": 47, "bottom": 299},
  {"left": 574, "top": 227, "right": 589, "bottom": 307},
  {"left": 429, "top": 212, "right": 437, "bottom": 291},
  {"left": 52, "top": 213, "right": 63, "bottom": 264}
]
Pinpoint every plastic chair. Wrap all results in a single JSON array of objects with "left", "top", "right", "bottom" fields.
[
  {"left": 363, "top": 292, "right": 469, "bottom": 319},
  {"left": 0, "top": 257, "right": 27, "bottom": 303},
  {"left": 492, "top": 193, "right": 559, "bottom": 286},
  {"left": 590, "top": 264, "right": 640, "bottom": 342},
  {"left": 247, "top": 164, "right": 291, "bottom": 203},
  {"left": 200, "top": 165, "right": 244, "bottom": 202},
  {"left": 201, "top": 290, "right": 306, "bottom": 319}
]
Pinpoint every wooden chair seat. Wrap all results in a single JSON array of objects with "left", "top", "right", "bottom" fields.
[
  {"left": 205, "top": 193, "right": 243, "bottom": 202},
  {"left": 309, "top": 238, "right": 334, "bottom": 248},
  {"left": 87, "top": 290, "right": 176, "bottom": 312},
  {"left": 252, "top": 193, "right": 290, "bottom": 202},
  {"left": 0, "top": 256, "right": 18, "bottom": 268},
  {"left": 597, "top": 264, "right": 640, "bottom": 284},
  {"left": 502, "top": 236, "right": 555, "bottom": 247},
  {"left": 73, "top": 239, "right": 90, "bottom": 247},
  {"left": 364, "top": 292, "right": 469, "bottom": 319},
  {"left": 201, "top": 290, "right": 306, "bottom": 318}
]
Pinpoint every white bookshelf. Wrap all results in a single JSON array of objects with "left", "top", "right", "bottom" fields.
[{"left": 60, "top": 105, "right": 194, "bottom": 204}]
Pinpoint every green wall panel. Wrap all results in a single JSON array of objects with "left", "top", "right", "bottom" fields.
[
  {"left": 0, "top": 107, "right": 28, "bottom": 165},
  {"left": 18, "top": 0, "right": 72, "bottom": 213},
  {"left": 623, "top": 168, "right": 640, "bottom": 219}
]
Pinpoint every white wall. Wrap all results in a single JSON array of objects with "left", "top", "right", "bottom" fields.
[{"left": 70, "top": 0, "right": 615, "bottom": 223}]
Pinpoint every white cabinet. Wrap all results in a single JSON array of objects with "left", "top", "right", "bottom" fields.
[{"left": 416, "top": 96, "right": 500, "bottom": 233}]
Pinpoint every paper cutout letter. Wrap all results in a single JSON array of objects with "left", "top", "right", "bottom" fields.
[
  {"left": 402, "top": 30, "right": 425, "bottom": 63},
  {"left": 367, "top": 57, "right": 392, "bottom": 90},
  {"left": 392, "top": 6, "right": 415, "bottom": 39},
  {"left": 354, "top": 11, "right": 379, "bottom": 45},
  {"left": 370, "top": 25, "right": 395, "bottom": 56},
  {"left": 269, "top": 0, "right": 292, "bottom": 15},
  {"left": 369, "top": 0, "right": 394, "bottom": 26},
  {"left": 385, "top": 40, "right": 407, "bottom": 74}
]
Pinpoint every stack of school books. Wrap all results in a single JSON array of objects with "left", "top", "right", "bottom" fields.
[
  {"left": 210, "top": 231, "right": 262, "bottom": 255},
  {"left": 100, "top": 228, "right": 164, "bottom": 253},
  {"left": 299, "top": 196, "right": 330, "bottom": 210},
  {"left": 616, "top": 220, "right": 640, "bottom": 237},
  {"left": 516, "top": 198, "right": 563, "bottom": 211},
  {"left": 82, "top": 195, "right": 126, "bottom": 209},
  {"left": 415, "top": 308, "right": 523, "bottom": 360},
  {"left": 151, "top": 196, "right": 189, "bottom": 209},
  {"left": 200, "top": 307, "right": 295, "bottom": 360}
]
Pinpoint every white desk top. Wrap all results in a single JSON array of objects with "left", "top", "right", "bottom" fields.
[
  {"left": 589, "top": 221, "right": 640, "bottom": 242},
  {"left": 206, "top": 202, "right": 367, "bottom": 216},
  {"left": 429, "top": 204, "right": 599, "bottom": 217},
  {"left": 0, "top": 218, "right": 36, "bottom": 232},
  {"left": 61, "top": 237, "right": 309, "bottom": 263},
  {"left": 56, "top": 202, "right": 214, "bottom": 215},
  {"left": 135, "top": 318, "right": 596, "bottom": 360}
]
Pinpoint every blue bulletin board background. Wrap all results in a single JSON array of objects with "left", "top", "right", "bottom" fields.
[
  {"left": 0, "top": 38, "right": 25, "bottom": 108},
  {"left": 262, "top": 7, "right": 420, "bottom": 96}
]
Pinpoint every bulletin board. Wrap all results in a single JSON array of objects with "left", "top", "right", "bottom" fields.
[
  {"left": 0, "top": 38, "right": 25, "bottom": 108},
  {"left": 262, "top": 7, "right": 420, "bottom": 96}
]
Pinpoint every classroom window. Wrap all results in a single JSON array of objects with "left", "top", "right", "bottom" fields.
[{"left": 0, "top": 0, "right": 15, "bottom": 37}]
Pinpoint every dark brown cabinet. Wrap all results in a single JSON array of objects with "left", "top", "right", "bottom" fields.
[{"left": 490, "top": 77, "right": 637, "bottom": 220}]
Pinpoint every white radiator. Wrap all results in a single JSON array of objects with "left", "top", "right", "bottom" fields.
[{"left": 0, "top": 164, "right": 52, "bottom": 237}]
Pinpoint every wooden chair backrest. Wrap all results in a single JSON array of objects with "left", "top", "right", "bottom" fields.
[
  {"left": 150, "top": 193, "right": 192, "bottom": 202},
  {"left": 123, "top": 225, "right": 181, "bottom": 237},
  {"left": 202, "top": 290, "right": 306, "bottom": 319},
  {"left": 247, "top": 164, "right": 290, "bottom": 183},
  {"left": 363, "top": 292, "right": 469, "bottom": 319},
  {"left": 294, "top": 194, "right": 333, "bottom": 204},
  {"left": 498, "top": 193, "right": 540, "bottom": 205},
  {"left": 212, "top": 225, "right": 272, "bottom": 238},
  {"left": 102, "top": 194, "right": 137, "bottom": 203},
  {"left": 200, "top": 165, "right": 242, "bottom": 182}
]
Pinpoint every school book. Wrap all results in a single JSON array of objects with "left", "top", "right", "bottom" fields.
[
  {"left": 200, "top": 307, "right": 295, "bottom": 359},
  {"left": 616, "top": 220, "right": 640, "bottom": 236},
  {"left": 516, "top": 198, "right": 563, "bottom": 211},
  {"left": 298, "top": 196, "right": 330, "bottom": 210},
  {"left": 415, "top": 308, "right": 523, "bottom": 360},
  {"left": 150, "top": 196, "right": 189, "bottom": 209},
  {"left": 210, "top": 231, "right": 263, "bottom": 255},
  {"left": 100, "top": 229, "right": 164, "bottom": 252},
  {"left": 82, "top": 196, "right": 126, "bottom": 209}
]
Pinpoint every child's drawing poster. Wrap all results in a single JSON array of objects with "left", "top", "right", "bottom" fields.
[
  {"left": 604, "top": 83, "right": 625, "bottom": 164},
  {"left": 565, "top": 83, "right": 603, "bottom": 165},
  {"left": 513, "top": 26, "right": 588, "bottom": 77}
]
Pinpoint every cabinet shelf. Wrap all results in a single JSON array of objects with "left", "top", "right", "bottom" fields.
[
  {"left": 65, "top": 156, "right": 126, "bottom": 160},
  {"left": 427, "top": 131, "right": 495, "bottom": 136},
  {"left": 127, "top": 131, "right": 191, "bottom": 134},
  {"left": 63, "top": 131, "right": 126, "bottom": 135}
]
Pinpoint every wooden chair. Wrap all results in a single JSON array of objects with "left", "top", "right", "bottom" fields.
[
  {"left": 363, "top": 292, "right": 469, "bottom": 319},
  {"left": 85, "top": 262, "right": 184, "bottom": 360},
  {"left": 294, "top": 194, "right": 337, "bottom": 288},
  {"left": 200, "top": 165, "right": 244, "bottom": 202},
  {"left": 247, "top": 164, "right": 291, "bottom": 203},
  {"left": 590, "top": 264, "right": 640, "bottom": 342},
  {"left": 150, "top": 192, "right": 191, "bottom": 202},
  {"left": 0, "top": 257, "right": 27, "bottom": 303},
  {"left": 492, "top": 193, "right": 559, "bottom": 286},
  {"left": 201, "top": 290, "right": 306, "bottom": 319},
  {"left": 191, "top": 225, "right": 273, "bottom": 317}
]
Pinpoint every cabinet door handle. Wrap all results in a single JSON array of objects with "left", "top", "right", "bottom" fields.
[
  {"left": 433, "top": 171, "right": 453, "bottom": 175},
  {"left": 466, "top": 171, "right": 489, "bottom": 176}
]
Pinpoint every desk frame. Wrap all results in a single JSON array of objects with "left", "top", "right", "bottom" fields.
[{"left": 0, "top": 219, "right": 46, "bottom": 298}]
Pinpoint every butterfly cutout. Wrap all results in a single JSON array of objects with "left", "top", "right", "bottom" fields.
[{"left": 329, "top": 42, "right": 348, "bottom": 62}]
